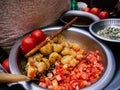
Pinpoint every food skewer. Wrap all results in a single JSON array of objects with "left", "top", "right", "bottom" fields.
[{"left": 25, "top": 17, "right": 78, "bottom": 58}]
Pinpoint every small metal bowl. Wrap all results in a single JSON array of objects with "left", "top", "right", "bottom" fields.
[
  {"left": 9, "top": 27, "right": 115, "bottom": 90},
  {"left": 60, "top": 10, "right": 100, "bottom": 28},
  {"left": 89, "top": 19, "right": 120, "bottom": 43}
]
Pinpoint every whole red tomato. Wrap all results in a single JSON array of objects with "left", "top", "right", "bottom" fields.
[
  {"left": 2, "top": 58, "right": 10, "bottom": 72},
  {"left": 31, "top": 30, "right": 45, "bottom": 44},
  {"left": 21, "top": 35, "right": 37, "bottom": 54},
  {"left": 82, "top": 7, "right": 90, "bottom": 12},
  {"left": 90, "top": 7, "right": 100, "bottom": 15},
  {"left": 98, "top": 11, "right": 109, "bottom": 19}
]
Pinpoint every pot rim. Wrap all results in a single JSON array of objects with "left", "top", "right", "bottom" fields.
[{"left": 9, "top": 26, "right": 115, "bottom": 90}]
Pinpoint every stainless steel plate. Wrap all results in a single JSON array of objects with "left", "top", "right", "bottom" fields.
[{"left": 89, "top": 19, "right": 120, "bottom": 43}]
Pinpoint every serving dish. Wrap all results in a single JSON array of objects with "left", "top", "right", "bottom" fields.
[
  {"left": 59, "top": 10, "right": 100, "bottom": 28},
  {"left": 9, "top": 27, "right": 115, "bottom": 90},
  {"left": 89, "top": 19, "right": 120, "bottom": 43}
]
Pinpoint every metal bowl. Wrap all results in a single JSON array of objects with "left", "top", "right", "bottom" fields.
[
  {"left": 59, "top": 10, "right": 100, "bottom": 28},
  {"left": 89, "top": 19, "right": 120, "bottom": 43},
  {"left": 9, "top": 27, "right": 115, "bottom": 90}
]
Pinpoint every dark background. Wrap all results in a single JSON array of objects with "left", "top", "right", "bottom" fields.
[
  {"left": 77, "top": 0, "right": 120, "bottom": 17},
  {"left": 77, "top": 0, "right": 118, "bottom": 9}
]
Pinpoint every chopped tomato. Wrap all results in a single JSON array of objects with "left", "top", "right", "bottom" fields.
[
  {"left": 39, "top": 82, "right": 47, "bottom": 88},
  {"left": 55, "top": 75, "right": 62, "bottom": 81},
  {"left": 29, "top": 71, "right": 36, "bottom": 77},
  {"left": 39, "top": 76, "right": 46, "bottom": 82},
  {"left": 29, "top": 61, "right": 34, "bottom": 66},
  {"left": 38, "top": 50, "right": 104, "bottom": 89}
]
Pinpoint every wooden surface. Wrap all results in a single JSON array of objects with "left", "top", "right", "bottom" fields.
[{"left": 0, "top": 0, "right": 70, "bottom": 53}]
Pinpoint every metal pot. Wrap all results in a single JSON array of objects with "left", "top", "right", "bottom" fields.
[{"left": 9, "top": 26, "right": 115, "bottom": 90}]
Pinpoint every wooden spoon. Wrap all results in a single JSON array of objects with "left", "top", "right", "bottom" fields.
[
  {"left": 0, "top": 17, "right": 78, "bottom": 84},
  {"left": 0, "top": 73, "right": 35, "bottom": 83},
  {"left": 25, "top": 17, "right": 78, "bottom": 58}
]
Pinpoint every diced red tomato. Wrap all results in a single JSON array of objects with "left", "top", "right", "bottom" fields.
[
  {"left": 29, "top": 71, "right": 36, "bottom": 77},
  {"left": 38, "top": 50, "right": 104, "bottom": 89},
  {"left": 55, "top": 75, "right": 62, "bottom": 81},
  {"left": 29, "top": 61, "right": 34, "bottom": 66},
  {"left": 39, "top": 82, "right": 47, "bottom": 88},
  {"left": 39, "top": 76, "right": 46, "bottom": 82}
]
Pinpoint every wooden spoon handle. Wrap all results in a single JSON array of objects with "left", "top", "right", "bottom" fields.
[
  {"left": 25, "top": 17, "right": 78, "bottom": 58},
  {"left": 0, "top": 73, "right": 30, "bottom": 83}
]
